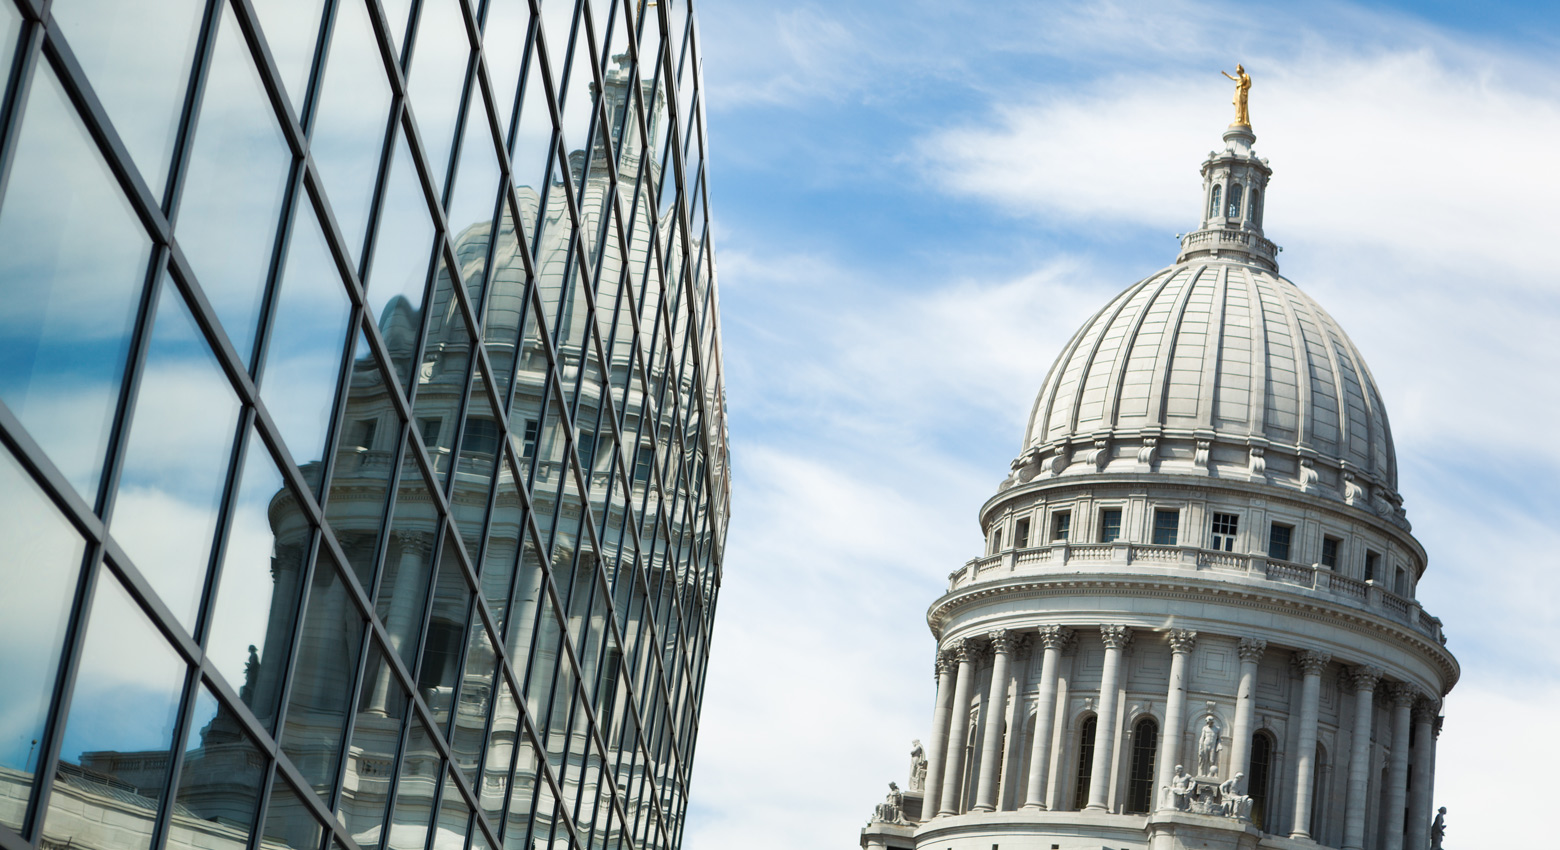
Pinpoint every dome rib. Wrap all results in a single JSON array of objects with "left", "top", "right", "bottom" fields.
[
  {"left": 1144, "top": 263, "right": 1206, "bottom": 427},
  {"left": 1102, "top": 268, "right": 1181, "bottom": 428}
]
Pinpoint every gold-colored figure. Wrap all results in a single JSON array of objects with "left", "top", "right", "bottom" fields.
[{"left": 1221, "top": 64, "right": 1252, "bottom": 128}]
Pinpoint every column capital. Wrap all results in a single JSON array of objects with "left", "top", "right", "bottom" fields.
[
  {"left": 1236, "top": 637, "right": 1267, "bottom": 662},
  {"left": 1035, "top": 624, "right": 1074, "bottom": 650},
  {"left": 1166, "top": 628, "right": 1198, "bottom": 654},
  {"left": 1411, "top": 695, "right": 1441, "bottom": 722},
  {"left": 1384, "top": 682, "right": 1422, "bottom": 707},
  {"left": 1344, "top": 665, "right": 1384, "bottom": 693},
  {"left": 935, "top": 651, "right": 957, "bottom": 677},
  {"left": 1099, "top": 624, "right": 1133, "bottom": 649},
  {"left": 953, "top": 638, "right": 980, "bottom": 664},
  {"left": 1433, "top": 715, "right": 1444, "bottom": 738},
  {"left": 1292, "top": 649, "right": 1331, "bottom": 676},
  {"left": 987, "top": 629, "right": 1017, "bottom": 656}
]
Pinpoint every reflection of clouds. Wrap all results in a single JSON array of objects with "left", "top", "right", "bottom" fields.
[
  {"left": 249, "top": 0, "right": 328, "bottom": 110},
  {"left": 405, "top": 0, "right": 470, "bottom": 193},
  {"left": 310, "top": 0, "right": 393, "bottom": 260},
  {"left": 204, "top": 482, "right": 279, "bottom": 695},
  {"left": 111, "top": 486, "right": 225, "bottom": 625}
]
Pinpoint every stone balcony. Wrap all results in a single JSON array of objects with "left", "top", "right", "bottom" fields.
[{"left": 947, "top": 542, "right": 1445, "bottom": 644}]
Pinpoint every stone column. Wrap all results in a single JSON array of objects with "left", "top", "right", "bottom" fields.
[
  {"left": 1154, "top": 629, "right": 1197, "bottom": 810},
  {"left": 938, "top": 640, "right": 979, "bottom": 816},
  {"left": 973, "top": 631, "right": 1017, "bottom": 811},
  {"left": 1288, "top": 650, "right": 1331, "bottom": 839},
  {"left": 1342, "top": 665, "right": 1384, "bottom": 850},
  {"left": 1382, "top": 684, "right": 1418, "bottom": 850},
  {"left": 1406, "top": 697, "right": 1437, "bottom": 850},
  {"left": 921, "top": 651, "right": 958, "bottom": 817},
  {"left": 1227, "top": 638, "right": 1266, "bottom": 794},
  {"left": 1023, "top": 626, "right": 1071, "bottom": 809},
  {"left": 1085, "top": 625, "right": 1132, "bottom": 811}
]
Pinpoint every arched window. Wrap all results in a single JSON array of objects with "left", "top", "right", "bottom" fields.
[
  {"left": 1248, "top": 731, "right": 1274, "bottom": 830},
  {"left": 1249, "top": 188, "right": 1262, "bottom": 226},
  {"left": 1227, "top": 183, "right": 1244, "bottom": 218},
  {"left": 1208, "top": 185, "right": 1222, "bottom": 219},
  {"left": 1072, "top": 715, "right": 1097, "bottom": 810},
  {"left": 1126, "top": 716, "right": 1159, "bottom": 813},
  {"left": 1311, "top": 743, "right": 1329, "bottom": 837}
]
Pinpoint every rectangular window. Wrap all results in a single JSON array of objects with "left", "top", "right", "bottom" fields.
[
  {"left": 989, "top": 528, "right": 1003, "bottom": 555},
  {"left": 576, "top": 430, "right": 597, "bottom": 470},
  {"left": 1152, "top": 509, "right": 1179, "bottom": 545},
  {"left": 1051, "top": 511, "right": 1071, "bottom": 542},
  {"left": 633, "top": 445, "right": 654, "bottom": 482},
  {"left": 1321, "top": 536, "right": 1341, "bottom": 569},
  {"left": 461, "top": 417, "right": 499, "bottom": 455},
  {"left": 1395, "top": 566, "right": 1407, "bottom": 595},
  {"left": 1268, "top": 523, "right": 1293, "bottom": 562},
  {"left": 351, "top": 418, "right": 377, "bottom": 450},
  {"left": 1364, "top": 550, "right": 1380, "bottom": 583},
  {"left": 418, "top": 417, "right": 441, "bottom": 446},
  {"left": 1211, "top": 513, "right": 1239, "bottom": 551},
  {"left": 522, "top": 418, "right": 539, "bottom": 458},
  {"left": 1099, "top": 508, "right": 1122, "bottom": 543},
  {"left": 1014, "top": 518, "right": 1031, "bottom": 549}
]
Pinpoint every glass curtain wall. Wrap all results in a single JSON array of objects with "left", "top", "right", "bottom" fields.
[{"left": 0, "top": 3, "right": 728, "bottom": 850}]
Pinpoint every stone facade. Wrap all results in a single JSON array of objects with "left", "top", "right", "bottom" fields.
[{"left": 863, "top": 123, "right": 1455, "bottom": 850}]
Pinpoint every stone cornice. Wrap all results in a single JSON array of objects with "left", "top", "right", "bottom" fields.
[{"left": 927, "top": 570, "right": 1457, "bottom": 692}]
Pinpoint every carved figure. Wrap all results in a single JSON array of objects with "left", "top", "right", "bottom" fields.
[
  {"left": 1219, "top": 773, "right": 1252, "bottom": 820},
  {"left": 1431, "top": 806, "right": 1446, "bottom": 849},
  {"left": 908, "top": 740, "right": 927, "bottom": 791},
  {"left": 1220, "top": 64, "right": 1252, "bottom": 127},
  {"left": 872, "top": 782, "right": 906, "bottom": 825},
  {"left": 1166, "top": 765, "right": 1195, "bottom": 811},
  {"left": 1196, "top": 716, "right": 1222, "bottom": 777}
]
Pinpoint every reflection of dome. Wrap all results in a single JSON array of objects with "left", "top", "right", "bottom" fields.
[
  {"left": 1009, "top": 125, "right": 1402, "bottom": 525},
  {"left": 377, "top": 294, "right": 419, "bottom": 355}
]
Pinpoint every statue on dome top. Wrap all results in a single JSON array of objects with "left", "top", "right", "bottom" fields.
[{"left": 1221, "top": 64, "right": 1253, "bottom": 127}]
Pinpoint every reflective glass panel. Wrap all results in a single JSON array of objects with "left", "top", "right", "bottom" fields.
[
  {"left": 509, "top": 55, "right": 553, "bottom": 231},
  {"left": 413, "top": 260, "right": 475, "bottom": 485},
  {"left": 500, "top": 736, "right": 539, "bottom": 850},
  {"left": 112, "top": 279, "right": 241, "bottom": 630},
  {"left": 420, "top": 537, "right": 472, "bottom": 724},
  {"left": 260, "top": 198, "right": 353, "bottom": 481},
  {"left": 338, "top": 641, "right": 407, "bottom": 846},
  {"left": 447, "top": 101, "right": 502, "bottom": 303},
  {"left": 452, "top": 367, "right": 500, "bottom": 555},
  {"left": 206, "top": 428, "right": 306, "bottom": 730},
  {"left": 262, "top": 776, "right": 325, "bottom": 850},
  {"left": 0, "top": 64, "right": 152, "bottom": 503},
  {"left": 43, "top": 571, "right": 186, "bottom": 850},
  {"left": 311, "top": 0, "right": 392, "bottom": 261},
  {"left": 170, "top": 684, "right": 264, "bottom": 846},
  {"left": 377, "top": 449, "right": 439, "bottom": 667},
  {"left": 175, "top": 2, "right": 292, "bottom": 366},
  {"left": 482, "top": 199, "right": 533, "bottom": 403},
  {"left": 325, "top": 332, "right": 400, "bottom": 586},
  {"left": 483, "top": 0, "right": 532, "bottom": 139},
  {"left": 251, "top": 0, "right": 327, "bottom": 111},
  {"left": 448, "top": 616, "right": 499, "bottom": 780},
  {"left": 386, "top": 718, "right": 438, "bottom": 850},
  {"left": 406, "top": 0, "right": 471, "bottom": 193},
  {"left": 382, "top": 0, "right": 414, "bottom": 57},
  {"left": 52, "top": 0, "right": 204, "bottom": 195},
  {"left": 0, "top": 443, "right": 87, "bottom": 830},
  {"left": 279, "top": 551, "right": 364, "bottom": 800},
  {"left": 477, "top": 681, "right": 518, "bottom": 820},
  {"left": 433, "top": 771, "right": 471, "bottom": 850},
  {"left": 366, "top": 131, "right": 436, "bottom": 391},
  {"left": 0, "top": 4, "right": 18, "bottom": 99}
]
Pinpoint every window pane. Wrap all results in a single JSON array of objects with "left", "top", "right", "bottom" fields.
[
  {"left": 421, "top": 537, "right": 473, "bottom": 726},
  {"left": 365, "top": 130, "right": 436, "bottom": 391},
  {"left": 407, "top": 0, "right": 471, "bottom": 194},
  {"left": 0, "top": 64, "right": 153, "bottom": 503},
  {"left": 52, "top": 0, "right": 204, "bottom": 195},
  {"left": 448, "top": 101, "right": 502, "bottom": 304},
  {"left": 0, "top": 444, "right": 87, "bottom": 830},
  {"left": 171, "top": 684, "right": 265, "bottom": 845},
  {"left": 112, "top": 280, "right": 241, "bottom": 629},
  {"left": 478, "top": 682, "right": 518, "bottom": 820},
  {"left": 44, "top": 571, "right": 186, "bottom": 850},
  {"left": 311, "top": 0, "right": 392, "bottom": 261},
  {"left": 483, "top": 0, "right": 532, "bottom": 139},
  {"left": 386, "top": 718, "right": 439, "bottom": 850},
  {"left": 280, "top": 552, "right": 364, "bottom": 801},
  {"left": 325, "top": 332, "right": 401, "bottom": 586},
  {"left": 414, "top": 260, "right": 475, "bottom": 486},
  {"left": 450, "top": 618, "right": 499, "bottom": 781},
  {"left": 339, "top": 641, "right": 407, "bottom": 845},
  {"left": 260, "top": 198, "right": 353, "bottom": 481},
  {"left": 251, "top": 0, "right": 328, "bottom": 111},
  {"left": 378, "top": 449, "right": 439, "bottom": 668},
  {"left": 175, "top": 3, "right": 292, "bottom": 366},
  {"left": 0, "top": 5, "right": 20, "bottom": 103},
  {"left": 433, "top": 771, "right": 471, "bottom": 850},
  {"left": 263, "top": 775, "right": 325, "bottom": 850},
  {"left": 206, "top": 428, "right": 307, "bottom": 731}
]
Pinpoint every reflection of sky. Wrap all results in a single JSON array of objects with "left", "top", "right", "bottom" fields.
[
  {"left": 684, "top": 1, "right": 1560, "bottom": 848},
  {"left": 309, "top": 0, "right": 392, "bottom": 262},
  {"left": 205, "top": 429, "right": 285, "bottom": 694}
]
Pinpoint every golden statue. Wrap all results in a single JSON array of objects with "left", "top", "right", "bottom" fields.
[{"left": 1221, "top": 64, "right": 1252, "bottom": 127}]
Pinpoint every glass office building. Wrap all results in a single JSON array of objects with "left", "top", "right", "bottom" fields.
[{"left": 0, "top": 1, "right": 728, "bottom": 850}]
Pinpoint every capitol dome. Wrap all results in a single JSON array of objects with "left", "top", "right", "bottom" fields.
[{"left": 1008, "top": 125, "right": 1405, "bottom": 528}]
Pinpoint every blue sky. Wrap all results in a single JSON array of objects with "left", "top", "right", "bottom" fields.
[{"left": 685, "top": 1, "right": 1560, "bottom": 847}]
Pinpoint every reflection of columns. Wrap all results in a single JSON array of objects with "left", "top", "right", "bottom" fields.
[
  {"left": 973, "top": 630, "right": 1016, "bottom": 811},
  {"left": 1288, "top": 650, "right": 1330, "bottom": 839},
  {"left": 1154, "top": 629, "right": 1197, "bottom": 811},
  {"left": 370, "top": 536, "right": 429, "bottom": 713},
  {"left": 1342, "top": 665, "right": 1383, "bottom": 850},
  {"left": 1228, "top": 638, "right": 1266, "bottom": 794},
  {"left": 1406, "top": 697, "right": 1437, "bottom": 850},
  {"left": 1382, "top": 684, "right": 1418, "bottom": 850},
  {"left": 921, "top": 652, "right": 957, "bottom": 817},
  {"left": 938, "top": 640, "right": 978, "bottom": 816},
  {"left": 1023, "top": 626, "right": 1071, "bottom": 809},
  {"left": 1085, "top": 625, "right": 1131, "bottom": 811}
]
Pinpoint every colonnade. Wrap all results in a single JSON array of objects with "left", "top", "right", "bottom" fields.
[{"left": 921, "top": 626, "right": 1443, "bottom": 850}]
